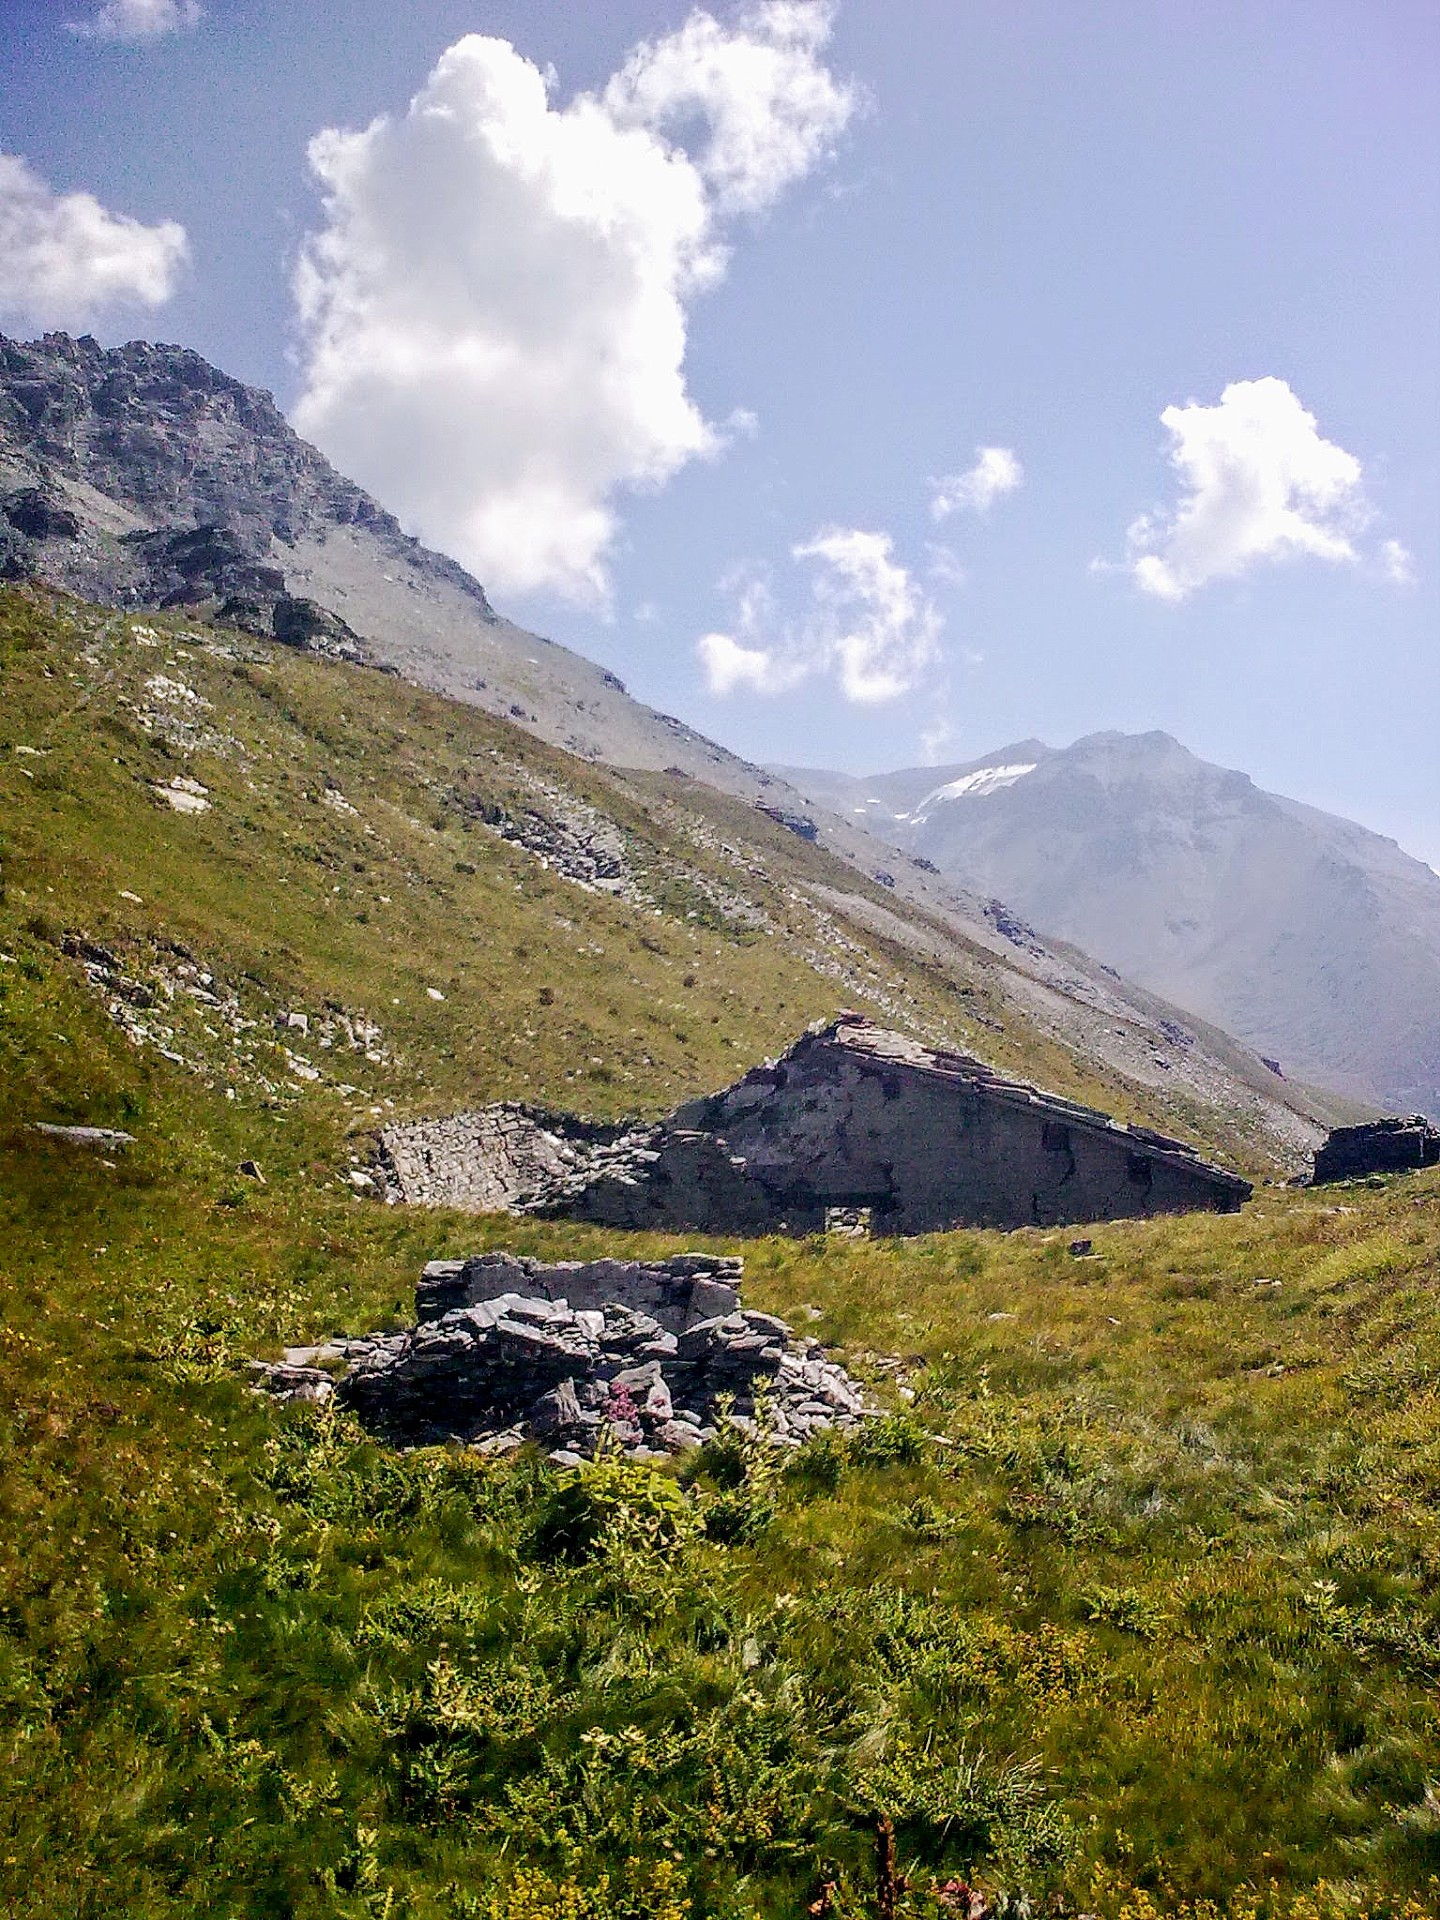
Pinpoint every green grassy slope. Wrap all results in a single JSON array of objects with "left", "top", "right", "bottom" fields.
[
  {"left": 0, "top": 586, "right": 1328, "bottom": 1171},
  {"left": 2, "top": 588, "right": 1439, "bottom": 1919}
]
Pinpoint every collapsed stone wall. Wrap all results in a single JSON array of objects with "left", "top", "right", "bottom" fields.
[
  {"left": 1312, "top": 1117, "right": 1440, "bottom": 1183},
  {"left": 251, "top": 1253, "right": 870, "bottom": 1463}
]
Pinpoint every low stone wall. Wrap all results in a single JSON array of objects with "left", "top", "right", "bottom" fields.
[
  {"left": 377, "top": 1102, "right": 621, "bottom": 1212},
  {"left": 414, "top": 1250, "right": 743, "bottom": 1331}
]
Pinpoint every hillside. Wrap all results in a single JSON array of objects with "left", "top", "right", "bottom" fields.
[
  {"left": 777, "top": 733, "right": 1440, "bottom": 1119},
  {"left": 2, "top": 587, "right": 1439, "bottom": 1915},
  {"left": 0, "top": 587, "right": 1351, "bottom": 1180},
  {"left": 4, "top": 329, "right": 1352, "bottom": 1143}
]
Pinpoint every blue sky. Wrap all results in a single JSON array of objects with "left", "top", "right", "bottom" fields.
[{"left": 3, "top": 0, "right": 1437, "bottom": 861}]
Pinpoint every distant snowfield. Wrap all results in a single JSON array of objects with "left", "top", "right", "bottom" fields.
[{"left": 908, "top": 762, "right": 1038, "bottom": 822}]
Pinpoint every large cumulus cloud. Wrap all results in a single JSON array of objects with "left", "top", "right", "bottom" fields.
[{"left": 292, "top": 4, "right": 855, "bottom": 602}]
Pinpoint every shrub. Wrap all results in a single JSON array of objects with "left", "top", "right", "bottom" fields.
[{"left": 531, "top": 1456, "right": 698, "bottom": 1563}]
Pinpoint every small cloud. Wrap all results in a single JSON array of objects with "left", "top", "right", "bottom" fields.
[
  {"left": 795, "top": 527, "right": 943, "bottom": 702},
  {"left": 1380, "top": 538, "right": 1416, "bottom": 586},
  {"left": 0, "top": 152, "right": 187, "bottom": 329},
  {"left": 931, "top": 445, "right": 1023, "bottom": 519},
  {"left": 698, "top": 628, "right": 798, "bottom": 696},
  {"left": 919, "top": 715, "right": 959, "bottom": 764},
  {"left": 69, "top": 0, "right": 202, "bottom": 41},
  {"left": 697, "top": 577, "right": 805, "bottom": 695},
  {"left": 1121, "top": 377, "right": 1373, "bottom": 600},
  {"left": 925, "top": 542, "right": 967, "bottom": 591},
  {"left": 696, "top": 528, "right": 943, "bottom": 705}
]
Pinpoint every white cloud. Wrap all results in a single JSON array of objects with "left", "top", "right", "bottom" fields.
[
  {"left": 919, "top": 714, "right": 959, "bottom": 764},
  {"left": 292, "top": 5, "right": 854, "bottom": 603},
  {"left": 0, "top": 153, "right": 188, "bottom": 329},
  {"left": 697, "top": 578, "right": 807, "bottom": 695},
  {"left": 603, "top": 1, "right": 855, "bottom": 214},
  {"left": 69, "top": 0, "right": 202, "bottom": 41},
  {"left": 1380, "top": 538, "right": 1416, "bottom": 586},
  {"left": 796, "top": 527, "right": 943, "bottom": 702},
  {"left": 1125, "top": 377, "right": 1369, "bottom": 600},
  {"left": 924, "top": 542, "right": 967, "bottom": 590},
  {"left": 930, "top": 445, "right": 1023, "bottom": 519},
  {"left": 697, "top": 527, "right": 943, "bottom": 704}
]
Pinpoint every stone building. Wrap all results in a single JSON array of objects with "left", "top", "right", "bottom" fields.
[{"left": 380, "top": 1015, "right": 1250, "bottom": 1234}]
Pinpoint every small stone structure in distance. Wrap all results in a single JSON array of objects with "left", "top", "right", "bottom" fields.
[
  {"left": 1311, "top": 1116, "right": 1440, "bottom": 1183},
  {"left": 379, "top": 1014, "right": 1251, "bottom": 1234}
]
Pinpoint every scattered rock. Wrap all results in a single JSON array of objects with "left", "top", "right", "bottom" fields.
[{"left": 155, "top": 775, "right": 210, "bottom": 814}]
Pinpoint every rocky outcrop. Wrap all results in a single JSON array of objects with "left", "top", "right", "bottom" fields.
[
  {"left": 0, "top": 331, "right": 494, "bottom": 632},
  {"left": 1312, "top": 1117, "right": 1440, "bottom": 1183},
  {"left": 379, "top": 1015, "right": 1252, "bottom": 1234},
  {"left": 251, "top": 1252, "right": 870, "bottom": 1460}
]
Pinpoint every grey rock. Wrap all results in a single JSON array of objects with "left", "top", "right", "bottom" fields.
[
  {"left": 29, "top": 1122, "right": 136, "bottom": 1148},
  {"left": 530, "top": 1378, "right": 584, "bottom": 1438},
  {"left": 254, "top": 1248, "right": 876, "bottom": 1459}
]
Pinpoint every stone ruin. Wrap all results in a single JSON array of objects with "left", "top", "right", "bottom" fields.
[
  {"left": 1311, "top": 1116, "right": 1440, "bottom": 1184},
  {"left": 377, "top": 1014, "right": 1252, "bottom": 1235},
  {"left": 251, "top": 1252, "right": 870, "bottom": 1463}
]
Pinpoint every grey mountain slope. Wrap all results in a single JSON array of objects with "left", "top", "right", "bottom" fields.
[
  {"left": 0, "top": 332, "right": 1363, "bottom": 1156},
  {"left": 776, "top": 732, "right": 1440, "bottom": 1117}
]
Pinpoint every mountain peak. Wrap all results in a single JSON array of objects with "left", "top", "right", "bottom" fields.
[{"left": 776, "top": 731, "right": 1440, "bottom": 1116}]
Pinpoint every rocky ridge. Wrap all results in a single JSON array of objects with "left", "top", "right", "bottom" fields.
[{"left": 251, "top": 1252, "right": 870, "bottom": 1461}]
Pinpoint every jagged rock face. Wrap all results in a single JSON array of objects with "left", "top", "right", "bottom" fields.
[
  {"left": 1312, "top": 1117, "right": 1440, "bottom": 1183},
  {"left": 379, "top": 1015, "right": 1252, "bottom": 1234},
  {"left": 0, "top": 331, "right": 492, "bottom": 631},
  {"left": 251, "top": 1252, "right": 870, "bottom": 1459},
  {"left": 0, "top": 332, "right": 394, "bottom": 550}
]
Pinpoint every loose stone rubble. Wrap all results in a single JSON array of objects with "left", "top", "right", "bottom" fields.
[{"left": 250, "top": 1252, "right": 871, "bottom": 1462}]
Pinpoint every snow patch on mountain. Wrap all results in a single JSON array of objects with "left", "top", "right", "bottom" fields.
[{"left": 908, "top": 762, "right": 1037, "bottom": 822}]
